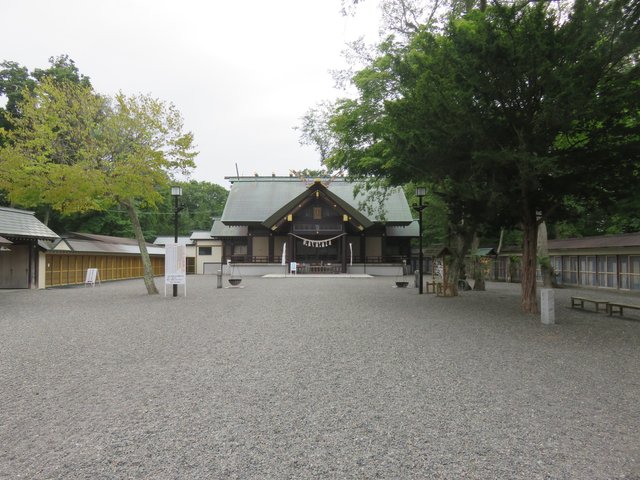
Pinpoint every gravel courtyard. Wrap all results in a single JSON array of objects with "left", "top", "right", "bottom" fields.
[{"left": 1, "top": 276, "right": 639, "bottom": 479}]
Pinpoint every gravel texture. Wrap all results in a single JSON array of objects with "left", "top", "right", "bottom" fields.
[{"left": 1, "top": 276, "right": 639, "bottom": 479}]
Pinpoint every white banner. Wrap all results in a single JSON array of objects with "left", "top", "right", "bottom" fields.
[{"left": 165, "top": 243, "right": 186, "bottom": 286}]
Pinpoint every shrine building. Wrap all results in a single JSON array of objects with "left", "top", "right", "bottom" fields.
[{"left": 201, "top": 175, "right": 418, "bottom": 275}]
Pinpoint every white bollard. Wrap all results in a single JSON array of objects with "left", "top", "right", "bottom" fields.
[{"left": 541, "top": 288, "right": 555, "bottom": 325}]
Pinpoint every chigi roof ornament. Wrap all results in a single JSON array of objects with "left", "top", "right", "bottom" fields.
[{"left": 289, "top": 169, "right": 345, "bottom": 188}]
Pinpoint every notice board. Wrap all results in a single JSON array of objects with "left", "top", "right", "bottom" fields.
[{"left": 165, "top": 244, "right": 187, "bottom": 294}]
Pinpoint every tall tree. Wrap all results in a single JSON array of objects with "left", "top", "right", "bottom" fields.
[
  {"left": 94, "top": 93, "right": 197, "bottom": 294},
  {"left": 327, "top": 0, "right": 640, "bottom": 313},
  {"left": 0, "top": 81, "right": 197, "bottom": 295}
]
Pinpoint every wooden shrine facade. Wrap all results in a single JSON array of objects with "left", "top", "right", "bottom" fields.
[{"left": 210, "top": 176, "right": 418, "bottom": 275}]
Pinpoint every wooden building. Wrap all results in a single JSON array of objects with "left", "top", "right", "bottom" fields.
[
  {"left": 547, "top": 233, "right": 640, "bottom": 291},
  {"left": 205, "top": 176, "right": 418, "bottom": 275},
  {"left": 488, "top": 232, "right": 640, "bottom": 292},
  {"left": 0, "top": 207, "right": 59, "bottom": 289}
]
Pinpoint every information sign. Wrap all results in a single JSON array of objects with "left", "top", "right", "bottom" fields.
[{"left": 165, "top": 243, "right": 187, "bottom": 296}]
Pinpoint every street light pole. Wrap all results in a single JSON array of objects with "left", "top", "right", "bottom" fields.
[
  {"left": 413, "top": 187, "right": 427, "bottom": 294},
  {"left": 171, "top": 186, "right": 183, "bottom": 297}
]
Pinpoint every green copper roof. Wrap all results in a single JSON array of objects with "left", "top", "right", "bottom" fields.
[{"left": 221, "top": 177, "right": 414, "bottom": 226}]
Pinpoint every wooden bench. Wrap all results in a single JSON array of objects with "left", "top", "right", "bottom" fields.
[
  {"left": 608, "top": 302, "right": 640, "bottom": 317},
  {"left": 425, "top": 281, "right": 437, "bottom": 294},
  {"left": 570, "top": 296, "right": 609, "bottom": 313}
]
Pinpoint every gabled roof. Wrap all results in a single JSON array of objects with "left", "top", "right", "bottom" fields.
[
  {"left": 221, "top": 176, "right": 414, "bottom": 227},
  {"left": 263, "top": 180, "right": 371, "bottom": 231},
  {"left": 0, "top": 207, "right": 59, "bottom": 240},
  {"left": 548, "top": 232, "right": 640, "bottom": 250}
]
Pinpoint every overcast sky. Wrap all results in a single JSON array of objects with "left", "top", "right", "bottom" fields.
[{"left": 2, "top": 0, "right": 381, "bottom": 188}]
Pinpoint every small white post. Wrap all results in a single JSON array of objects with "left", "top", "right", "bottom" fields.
[{"left": 541, "top": 288, "right": 555, "bottom": 325}]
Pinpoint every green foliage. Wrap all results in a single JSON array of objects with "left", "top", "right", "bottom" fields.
[
  {"left": 0, "top": 67, "right": 199, "bottom": 227},
  {"left": 99, "top": 92, "right": 198, "bottom": 210},
  {"left": 330, "top": 0, "right": 639, "bottom": 224},
  {"left": 151, "top": 181, "right": 228, "bottom": 237},
  {"left": 296, "top": 101, "right": 337, "bottom": 163},
  {"left": 0, "top": 58, "right": 199, "bottom": 294},
  {"left": 0, "top": 55, "right": 92, "bottom": 141},
  {"left": 0, "top": 78, "right": 108, "bottom": 212},
  {"left": 45, "top": 180, "right": 228, "bottom": 240},
  {"left": 0, "top": 61, "right": 34, "bottom": 125},
  {"left": 404, "top": 183, "right": 448, "bottom": 245},
  {"left": 325, "top": 0, "right": 639, "bottom": 311},
  {"left": 31, "top": 55, "right": 91, "bottom": 87}
]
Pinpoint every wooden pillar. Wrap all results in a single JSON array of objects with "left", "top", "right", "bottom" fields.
[
  {"left": 268, "top": 234, "right": 274, "bottom": 263},
  {"left": 360, "top": 235, "right": 366, "bottom": 264},
  {"left": 29, "top": 240, "right": 37, "bottom": 289},
  {"left": 287, "top": 235, "right": 294, "bottom": 266},
  {"left": 247, "top": 234, "right": 253, "bottom": 262}
]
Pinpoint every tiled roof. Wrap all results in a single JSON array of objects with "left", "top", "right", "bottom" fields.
[
  {"left": 44, "top": 232, "right": 165, "bottom": 255},
  {"left": 154, "top": 236, "right": 194, "bottom": 246},
  {"left": 190, "top": 231, "right": 213, "bottom": 241},
  {"left": 62, "top": 239, "right": 165, "bottom": 255},
  {"left": 0, "top": 207, "right": 59, "bottom": 240},
  {"left": 210, "top": 219, "right": 248, "bottom": 238},
  {"left": 221, "top": 176, "right": 414, "bottom": 225},
  {"left": 548, "top": 232, "right": 640, "bottom": 250},
  {"left": 70, "top": 232, "right": 139, "bottom": 245},
  {"left": 386, "top": 221, "right": 419, "bottom": 237}
]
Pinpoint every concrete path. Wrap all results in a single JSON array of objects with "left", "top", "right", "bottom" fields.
[{"left": 1, "top": 277, "right": 639, "bottom": 479}]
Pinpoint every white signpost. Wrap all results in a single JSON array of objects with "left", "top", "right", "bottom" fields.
[{"left": 165, "top": 243, "right": 187, "bottom": 296}]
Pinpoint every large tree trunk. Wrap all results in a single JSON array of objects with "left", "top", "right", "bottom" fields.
[
  {"left": 123, "top": 200, "right": 159, "bottom": 295},
  {"left": 445, "top": 230, "right": 473, "bottom": 296},
  {"left": 521, "top": 213, "right": 539, "bottom": 314}
]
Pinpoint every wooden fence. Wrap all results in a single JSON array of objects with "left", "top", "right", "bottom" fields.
[{"left": 45, "top": 253, "right": 164, "bottom": 287}]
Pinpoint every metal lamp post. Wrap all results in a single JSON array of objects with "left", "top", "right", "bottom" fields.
[
  {"left": 413, "top": 187, "right": 427, "bottom": 294},
  {"left": 171, "top": 186, "right": 182, "bottom": 297}
]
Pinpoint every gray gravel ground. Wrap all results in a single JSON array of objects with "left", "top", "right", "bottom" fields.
[{"left": 1, "top": 276, "right": 639, "bottom": 479}]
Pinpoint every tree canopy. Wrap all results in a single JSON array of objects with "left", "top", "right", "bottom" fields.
[
  {"left": 0, "top": 55, "right": 90, "bottom": 139},
  {"left": 0, "top": 64, "right": 198, "bottom": 294},
  {"left": 321, "top": 0, "right": 640, "bottom": 312}
]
